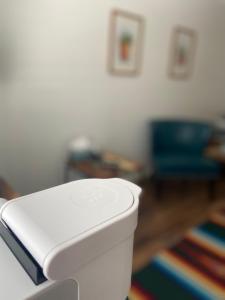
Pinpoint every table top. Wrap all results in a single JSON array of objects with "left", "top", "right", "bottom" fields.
[
  {"left": 67, "top": 158, "right": 144, "bottom": 181},
  {"left": 68, "top": 160, "right": 119, "bottom": 178}
]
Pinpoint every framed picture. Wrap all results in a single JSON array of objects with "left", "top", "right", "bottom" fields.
[
  {"left": 168, "top": 26, "right": 198, "bottom": 79},
  {"left": 108, "top": 9, "right": 145, "bottom": 76}
]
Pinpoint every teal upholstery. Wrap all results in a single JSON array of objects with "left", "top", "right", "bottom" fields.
[
  {"left": 154, "top": 156, "right": 219, "bottom": 177},
  {"left": 151, "top": 120, "right": 220, "bottom": 179}
]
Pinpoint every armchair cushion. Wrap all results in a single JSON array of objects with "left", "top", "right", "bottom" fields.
[{"left": 154, "top": 155, "right": 220, "bottom": 178}]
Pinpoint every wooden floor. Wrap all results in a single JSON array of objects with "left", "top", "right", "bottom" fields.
[{"left": 133, "top": 179, "right": 225, "bottom": 273}]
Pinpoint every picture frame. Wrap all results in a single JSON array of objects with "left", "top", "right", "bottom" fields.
[
  {"left": 108, "top": 9, "right": 145, "bottom": 76},
  {"left": 168, "top": 26, "right": 198, "bottom": 80}
]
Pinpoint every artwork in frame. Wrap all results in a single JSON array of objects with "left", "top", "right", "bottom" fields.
[
  {"left": 108, "top": 9, "right": 145, "bottom": 76},
  {"left": 168, "top": 26, "right": 198, "bottom": 80}
]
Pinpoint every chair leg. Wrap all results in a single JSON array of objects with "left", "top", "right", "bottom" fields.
[
  {"left": 153, "top": 178, "right": 163, "bottom": 200},
  {"left": 208, "top": 180, "right": 216, "bottom": 201},
  {"left": 180, "top": 180, "right": 188, "bottom": 197}
]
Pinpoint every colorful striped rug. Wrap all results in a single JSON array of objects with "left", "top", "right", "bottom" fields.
[{"left": 129, "top": 209, "right": 225, "bottom": 300}]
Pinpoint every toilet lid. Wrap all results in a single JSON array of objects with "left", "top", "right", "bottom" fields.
[{"left": 0, "top": 179, "right": 134, "bottom": 266}]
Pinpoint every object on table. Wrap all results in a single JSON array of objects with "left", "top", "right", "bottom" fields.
[
  {"left": 68, "top": 136, "right": 100, "bottom": 161},
  {"left": 205, "top": 144, "right": 225, "bottom": 164},
  {"left": 102, "top": 151, "right": 142, "bottom": 173}
]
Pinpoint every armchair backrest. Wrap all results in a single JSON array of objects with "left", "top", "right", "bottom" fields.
[{"left": 151, "top": 120, "right": 213, "bottom": 156}]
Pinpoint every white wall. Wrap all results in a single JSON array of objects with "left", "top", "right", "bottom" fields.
[{"left": 1, "top": 0, "right": 225, "bottom": 195}]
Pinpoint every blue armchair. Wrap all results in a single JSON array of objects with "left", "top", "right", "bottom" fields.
[{"left": 150, "top": 120, "right": 220, "bottom": 198}]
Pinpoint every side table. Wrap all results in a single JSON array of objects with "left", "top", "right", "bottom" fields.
[
  {"left": 64, "top": 158, "right": 145, "bottom": 184},
  {"left": 205, "top": 145, "right": 225, "bottom": 164}
]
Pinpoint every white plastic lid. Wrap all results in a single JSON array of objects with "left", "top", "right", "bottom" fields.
[{"left": 0, "top": 179, "right": 135, "bottom": 267}]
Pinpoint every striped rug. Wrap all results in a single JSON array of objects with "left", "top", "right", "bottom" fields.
[{"left": 129, "top": 209, "right": 225, "bottom": 300}]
